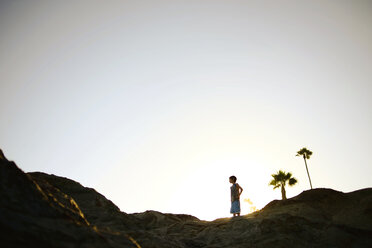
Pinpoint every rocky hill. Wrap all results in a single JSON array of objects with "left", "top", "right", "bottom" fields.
[{"left": 1, "top": 150, "right": 371, "bottom": 247}]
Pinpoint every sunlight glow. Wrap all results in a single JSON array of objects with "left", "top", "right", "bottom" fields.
[{"left": 1, "top": 0, "right": 371, "bottom": 222}]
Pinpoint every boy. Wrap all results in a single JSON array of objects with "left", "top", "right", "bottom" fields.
[{"left": 229, "top": 176, "right": 243, "bottom": 217}]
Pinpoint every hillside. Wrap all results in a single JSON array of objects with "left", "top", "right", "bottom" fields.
[{"left": 1, "top": 150, "right": 371, "bottom": 247}]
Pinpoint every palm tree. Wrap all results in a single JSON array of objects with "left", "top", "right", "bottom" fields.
[
  {"left": 269, "top": 170, "right": 298, "bottom": 200},
  {"left": 296, "top": 147, "right": 313, "bottom": 189}
]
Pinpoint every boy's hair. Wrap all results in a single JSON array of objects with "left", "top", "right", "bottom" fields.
[{"left": 229, "top": 176, "right": 237, "bottom": 183}]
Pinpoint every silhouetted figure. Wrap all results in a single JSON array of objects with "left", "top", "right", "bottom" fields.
[{"left": 229, "top": 176, "right": 243, "bottom": 217}]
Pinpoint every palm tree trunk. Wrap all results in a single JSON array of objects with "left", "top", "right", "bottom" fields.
[
  {"left": 281, "top": 185, "right": 286, "bottom": 200},
  {"left": 303, "top": 155, "right": 313, "bottom": 189}
]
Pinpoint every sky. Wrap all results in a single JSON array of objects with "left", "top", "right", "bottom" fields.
[{"left": 0, "top": 0, "right": 371, "bottom": 221}]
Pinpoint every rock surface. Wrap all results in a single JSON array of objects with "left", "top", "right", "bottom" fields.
[
  {"left": 1, "top": 150, "right": 371, "bottom": 247},
  {"left": 0, "top": 153, "right": 138, "bottom": 248}
]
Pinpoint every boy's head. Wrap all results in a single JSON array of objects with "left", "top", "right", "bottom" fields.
[{"left": 229, "top": 176, "right": 237, "bottom": 183}]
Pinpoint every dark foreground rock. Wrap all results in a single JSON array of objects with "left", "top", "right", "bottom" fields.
[
  {"left": 0, "top": 153, "right": 139, "bottom": 248},
  {"left": 1, "top": 150, "right": 371, "bottom": 247}
]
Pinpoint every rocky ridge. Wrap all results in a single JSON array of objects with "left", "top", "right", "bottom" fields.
[{"left": 1, "top": 150, "right": 371, "bottom": 247}]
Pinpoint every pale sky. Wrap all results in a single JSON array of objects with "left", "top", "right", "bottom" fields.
[{"left": 1, "top": 0, "right": 371, "bottom": 221}]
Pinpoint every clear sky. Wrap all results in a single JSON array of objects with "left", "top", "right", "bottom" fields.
[{"left": 1, "top": 0, "right": 371, "bottom": 221}]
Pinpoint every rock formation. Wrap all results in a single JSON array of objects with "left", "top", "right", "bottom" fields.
[{"left": 1, "top": 149, "right": 371, "bottom": 247}]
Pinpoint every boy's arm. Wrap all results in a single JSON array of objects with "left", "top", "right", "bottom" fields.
[{"left": 237, "top": 184, "right": 243, "bottom": 196}]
